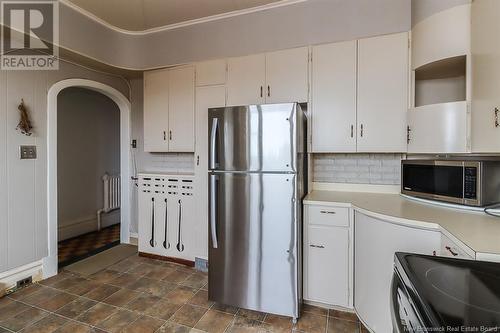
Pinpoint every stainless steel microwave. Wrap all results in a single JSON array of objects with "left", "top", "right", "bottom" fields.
[{"left": 401, "top": 160, "right": 500, "bottom": 207}]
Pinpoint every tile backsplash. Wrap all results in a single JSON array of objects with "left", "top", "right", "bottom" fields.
[{"left": 313, "top": 154, "right": 402, "bottom": 185}]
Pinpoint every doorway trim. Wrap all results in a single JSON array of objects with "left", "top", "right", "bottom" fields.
[{"left": 44, "top": 79, "right": 132, "bottom": 278}]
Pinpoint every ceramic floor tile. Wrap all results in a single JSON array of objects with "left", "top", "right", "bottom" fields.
[
  {"left": 165, "top": 286, "right": 197, "bottom": 304},
  {"left": 76, "top": 303, "right": 117, "bottom": 326},
  {"left": 145, "top": 266, "right": 176, "bottom": 280},
  {"left": 96, "top": 309, "right": 140, "bottom": 333},
  {"left": 102, "top": 288, "right": 141, "bottom": 307},
  {"left": 326, "top": 317, "right": 360, "bottom": 333},
  {"left": 170, "top": 304, "right": 208, "bottom": 327},
  {"left": 211, "top": 303, "right": 239, "bottom": 315},
  {"left": 124, "top": 293, "right": 161, "bottom": 313},
  {"left": 7, "top": 284, "right": 44, "bottom": 300},
  {"left": 108, "top": 272, "right": 142, "bottom": 288},
  {"left": 65, "top": 279, "right": 101, "bottom": 296},
  {"left": 142, "top": 280, "right": 176, "bottom": 297},
  {"left": 0, "top": 306, "right": 48, "bottom": 331},
  {"left": 157, "top": 321, "right": 192, "bottom": 333},
  {"left": 88, "top": 270, "right": 121, "bottom": 284},
  {"left": 51, "top": 276, "right": 89, "bottom": 292},
  {"left": 0, "top": 296, "right": 14, "bottom": 309},
  {"left": 107, "top": 259, "right": 139, "bottom": 273},
  {"left": 162, "top": 270, "right": 192, "bottom": 284},
  {"left": 262, "top": 314, "right": 294, "bottom": 333},
  {"left": 295, "top": 312, "right": 327, "bottom": 333},
  {"left": 38, "top": 272, "right": 74, "bottom": 287},
  {"left": 21, "top": 287, "right": 62, "bottom": 307},
  {"left": 194, "top": 309, "right": 234, "bottom": 333},
  {"left": 180, "top": 274, "right": 208, "bottom": 289},
  {"left": 226, "top": 316, "right": 263, "bottom": 333},
  {"left": 56, "top": 298, "right": 97, "bottom": 319},
  {"left": 188, "top": 290, "right": 214, "bottom": 309},
  {"left": 328, "top": 310, "right": 358, "bottom": 322},
  {"left": 0, "top": 301, "right": 33, "bottom": 321},
  {"left": 144, "top": 299, "right": 182, "bottom": 320},
  {"left": 54, "top": 321, "right": 94, "bottom": 333},
  {"left": 83, "top": 284, "right": 120, "bottom": 301},
  {"left": 302, "top": 304, "right": 328, "bottom": 317},
  {"left": 37, "top": 292, "right": 77, "bottom": 311},
  {"left": 121, "top": 315, "right": 165, "bottom": 333},
  {"left": 20, "top": 314, "right": 67, "bottom": 333},
  {"left": 237, "top": 309, "right": 266, "bottom": 322}
]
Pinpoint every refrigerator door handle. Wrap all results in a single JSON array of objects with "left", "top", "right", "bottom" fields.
[
  {"left": 210, "top": 174, "right": 219, "bottom": 249},
  {"left": 210, "top": 118, "right": 219, "bottom": 169}
]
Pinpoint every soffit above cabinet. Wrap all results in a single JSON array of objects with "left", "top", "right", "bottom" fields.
[{"left": 63, "top": 0, "right": 284, "bottom": 32}]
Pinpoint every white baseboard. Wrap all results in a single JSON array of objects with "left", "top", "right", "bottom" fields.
[
  {"left": 0, "top": 260, "right": 43, "bottom": 296},
  {"left": 58, "top": 210, "right": 120, "bottom": 241}
]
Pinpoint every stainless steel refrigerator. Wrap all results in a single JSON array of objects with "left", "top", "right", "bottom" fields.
[{"left": 208, "top": 103, "right": 307, "bottom": 321}]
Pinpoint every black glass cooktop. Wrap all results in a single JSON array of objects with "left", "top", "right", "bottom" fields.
[{"left": 395, "top": 252, "right": 500, "bottom": 331}]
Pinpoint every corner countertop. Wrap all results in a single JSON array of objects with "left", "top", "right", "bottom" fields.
[{"left": 304, "top": 190, "right": 500, "bottom": 256}]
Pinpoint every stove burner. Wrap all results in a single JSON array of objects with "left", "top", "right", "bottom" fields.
[{"left": 426, "top": 266, "right": 500, "bottom": 315}]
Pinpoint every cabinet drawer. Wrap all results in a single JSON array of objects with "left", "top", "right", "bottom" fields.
[{"left": 308, "top": 205, "right": 349, "bottom": 227}]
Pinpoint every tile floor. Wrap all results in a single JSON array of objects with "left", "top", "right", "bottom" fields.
[
  {"left": 0, "top": 254, "right": 368, "bottom": 333},
  {"left": 58, "top": 224, "right": 121, "bottom": 267}
]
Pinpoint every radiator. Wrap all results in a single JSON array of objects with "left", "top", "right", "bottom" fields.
[{"left": 97, "top": 173, "right": 120, "bottom": 231}]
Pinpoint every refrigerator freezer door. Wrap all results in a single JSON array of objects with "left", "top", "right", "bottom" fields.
[
  {"left": 208, "top": 103, "right": 302, "bottom": 172},
  {"left": 208, "top": 172, "right": 300, "bottom": 318}
]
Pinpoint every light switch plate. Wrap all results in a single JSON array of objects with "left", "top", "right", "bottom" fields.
[{"left": 20, "top": 145, "right": 37, "bottom": 159}]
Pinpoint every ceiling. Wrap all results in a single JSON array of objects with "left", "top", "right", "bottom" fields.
[{"left": 64, "top": 0, "right": 283, "bottom": 32}]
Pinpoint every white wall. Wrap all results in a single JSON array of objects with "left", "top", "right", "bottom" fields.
[
  {"left": 0, "top": 64, "right": 129, "bottom": 274},
  {"left": 57, "top": 87, "right": 120, "bottom": 240}
]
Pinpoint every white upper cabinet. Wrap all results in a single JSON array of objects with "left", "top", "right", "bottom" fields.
[
  {"left": 227, "top": 47, "right": 309, "bottom": 106},
  {"left": 471, "top": 0, "right": 500, "bottom": 153},
  {"left": 265, "top": 47, "right": 309, "bottom": 103},
  {"left": 357, "top": 32, "right": 409, "bottom": 152},
  {"left": 168, "top": 66, "right": 195, "bottom": 152},
  {"left": 196, "top": 59, "right": 227, "bottom": 86},
  {"left": 144, "top": 66, "right": 195, "bottom": 153},
  {"left": 227, "top": 54, "right": 266, "bottom": 106},
  {"left": 311, "top": 41, "right": 357, "bottom": 152},
  {"left": 144, "top": 69, "right": 169, "bottom": 152}
]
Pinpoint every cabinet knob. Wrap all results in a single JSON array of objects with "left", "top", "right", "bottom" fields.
[
  {"left": 350, "top": 125, "right": 354, "bottom": 138},
  {"left": 163, "top": 131, "right": 166, "bottom": 141},
  {"left": 169, "top": 130, "right": 173, "bottom": 140},
  {"left": 360, "top": 124, "right": 364, "bottom": 137},
  {"left": 495, "top": 108, "right": 499, "bottom": 128},
  {"left": 320, "top": 210, "right": 336, "bottom": 214},
  {"left": 260, "top": 86, "right": 263, "bottom": 98},
  {"left": 310, "top": 244, "right": 325, "bottom": 249},
  {"left": 267, "top": 85, "right": 270, "bottom": 97}
]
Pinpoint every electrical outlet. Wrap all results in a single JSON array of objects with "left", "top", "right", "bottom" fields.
[{"left": 20, "top": 145, "right": 37, "bottom": 159}]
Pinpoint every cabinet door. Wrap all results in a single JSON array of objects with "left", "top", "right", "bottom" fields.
[
  {"left": 144, "top": 70, "right": 169, "bottom": 152},
  {"left": 265, "top": 47, "right": 309, "bottom": 103},
  {"left": 227, "top": 54, "right": 266, "bottom": 106},
  {"left": 168, "top": 66, "right": 195, "bottom": 152},
  {"left": 196, "top": 59, "right": 227, "bottom": 86},
  {"left": 194, "top": 86, "right": 226, "bottom": 259},
  {"left": 311, "top": 41, "right": 357, "bottom": 152},
  {"left": 306, "top": 226, "right": 349, "bottom": 307},
  {"left": 354, "top": 212, "right": 440, "bottom": 333},
  {"left": 471, "top": 0, "right": 500, "bottom": 152},
  {"left": 357, "top": 32, "right": 408, "bottom": 152}
]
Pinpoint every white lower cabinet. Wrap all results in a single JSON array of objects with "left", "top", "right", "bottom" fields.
[
  {"left": 304, "top": 204, "right": 352, "bottom": 308},
  {"left": 138, "top": 174, "right": 195, "bottom": 262},
  {"left": 354, "top": 212, "right": 441, "bottom": 333}
]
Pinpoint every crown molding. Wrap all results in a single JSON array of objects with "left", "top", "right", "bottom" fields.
[{"left": 59, "top": 0, "right": 308, "bottom": 36}]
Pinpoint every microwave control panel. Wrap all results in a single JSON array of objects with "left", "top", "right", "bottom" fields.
[{"left": 464, "top": 167, "right": 477, "bottom": 200}]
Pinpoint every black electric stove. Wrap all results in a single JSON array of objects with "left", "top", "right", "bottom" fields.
[{"left": 392, "top": 252, "right": 500, "bottom": 333}]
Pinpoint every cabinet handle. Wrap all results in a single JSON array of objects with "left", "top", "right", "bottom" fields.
[
  {"left": 267, "top": 85, "right": 270, "bottom": 97},
  {"left": 149, "top": 198, "right": 155, "bottom": 247},
  {"left": 310, "top": 244, "right": 325, "bottom": 249},
  {"left": 495, "top": 108, "right": 499, "bottom": 128},
  {"left": 163, "top": 131, "right": 166, "bottom": 141},
  {"left": 196, "top": 155, "right": 200, "bottom": 166},
  {"left": 320, "top": 210, "right": 336, "bottom": 214},
  {"left": 360, "top": 124, "right": 364, "bottom": 137},
  {"left": 445, "top": 246, "right": 458, "bottom": 257},
  {"left": 163, "top": 198, "right": 170, "bottom": 250},
  {"left": 169, "top": 130, "right": 172, "bottom": 141},
  {"left": 260, "top": 86, "right": 263, "bottom": 98},
  {"left": 176, "top": 199, "right": 185, "bottom": 252},
  {"left": 407, "top": 126, "right": 411, "bottom": 144},
  {"left": 350, "top": 125, "right": 354, "bottom": 138}
]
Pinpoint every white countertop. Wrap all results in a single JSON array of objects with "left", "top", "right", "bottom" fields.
[{"left": 304, "top": 190, "right": 500, "bottom": 256}]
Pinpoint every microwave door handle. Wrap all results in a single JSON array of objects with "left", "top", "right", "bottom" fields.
[
  {"left": 210, "top": 118, "right": 219, "bottom": 170},
  {"left": 210, "top": 174, "right": 219, "bottom": 249}
]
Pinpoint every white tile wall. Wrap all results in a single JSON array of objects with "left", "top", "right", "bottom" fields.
[{"left": 313, "top": 154, "right": 402, "bottom": 185}]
